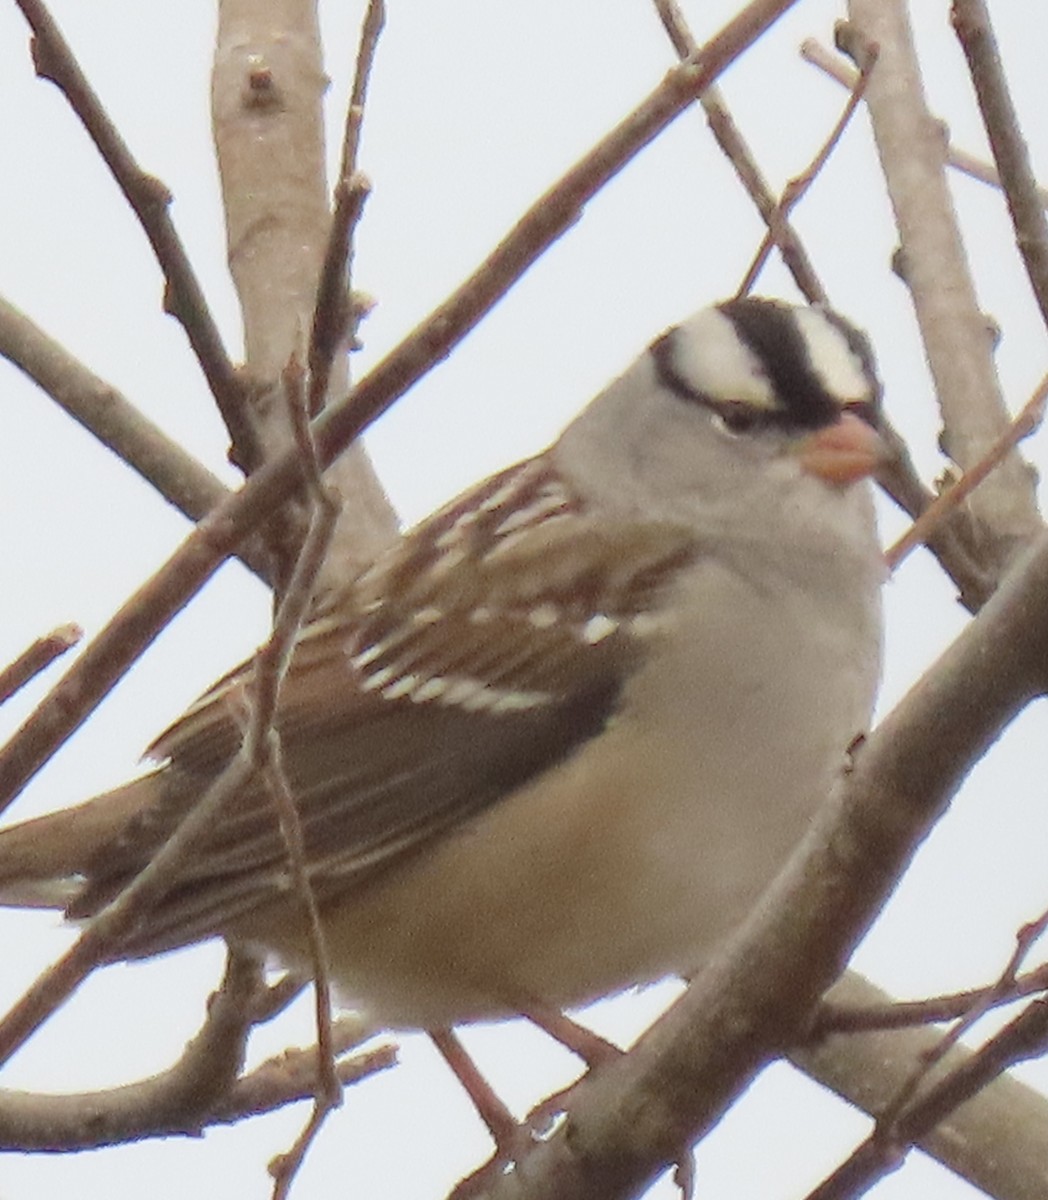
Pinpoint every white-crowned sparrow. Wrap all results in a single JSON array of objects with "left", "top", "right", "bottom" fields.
[{"left": 0, "top": 297, "right": 885, "bottom": 1031}]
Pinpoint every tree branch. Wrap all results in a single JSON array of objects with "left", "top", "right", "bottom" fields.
[
  {"left": 464, "top": 530, "right": 1048, "bottom": 1199},
  {"left": 13, "top": 0, "right": 246, "bottom": 461},
  {"left": 801, "top": 38, "right": 1048, "bottom": 211},
  {"left": 952, "top": 0, "right": 1048, "bottom": 338},
  {"left": 0, "top": 956, "right": 392, "bottom": 1150},
  {"left": 651, "top": 0, "right": 826, "bottom": 303},
  {"left": 0, "top": 295, "right": 272, "bottom": 583},
  {"left": 842, "top": 2, "right": 1042, "bottom": 571},
  {"left": 212, "top": 0, "right": 397, "bottom": 596},
  {"left": 0, "top": 625, "right": 80, "bottom": 707},
  {"left": 795, "top": 974, "right": 1048, "bottom": 1200}
]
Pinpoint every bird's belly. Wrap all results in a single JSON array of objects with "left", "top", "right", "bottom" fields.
[{"left": 262, "top": 570, "right": 876, "bottom": 1031}]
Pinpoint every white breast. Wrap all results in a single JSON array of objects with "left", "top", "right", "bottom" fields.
[{"left": 289, "top": 530, "right": 881, "bottom": 1030}]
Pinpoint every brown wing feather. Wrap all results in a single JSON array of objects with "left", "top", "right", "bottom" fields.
[{"left": 71, "top": 460, "right": 701, "bottom": 959}]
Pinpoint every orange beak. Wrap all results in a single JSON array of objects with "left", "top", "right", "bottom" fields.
[{"left": 797, "top": 412, "right": 885, "bottom": 486}]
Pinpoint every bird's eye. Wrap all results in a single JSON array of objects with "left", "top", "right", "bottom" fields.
[{"left": 711, "top": 405, "right": 762, "bottom": 437}]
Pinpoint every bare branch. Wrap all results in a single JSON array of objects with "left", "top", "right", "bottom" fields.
[
  {"left": 806, "top": 993, "right": 1048, "bottom": 1200},
  {"left": 0, "top": 295, "right": 273, "bottom": 583},
  {"left": 652, "top": 0, "right": 826, "bottom": 303},
  {"left": 737, "top": 50, "right": 874, "bottom": 297},
  {"left": 0, "top": 751, "right": 259, "bottom": 1066},
  {"left": 874, "top": 420, "right": 996, "bottom": 611},
  {"left": 0, "top": 967, "right": 392, "bottom": 1150},
  {"left": 841, "top": 3, "right": 1042, "bottom": 567},
  {"left": 462, "top": 528, "right": 1048, "bottom": 1199},
  {"left": 249, "top": 364, "right": 343, "bottom": 1196},
  {"left": 218, "top": 1036, "right": 395, "bottom": 1125},
  {"left": 12, "top": 0, "right": 247, "bottom": 462},
  {"left": 887, "top": 371, "right": 1048, "bottom": 570},
  {"left": 308, "top": 173, "right": 371, "bottom": 418},
  {"left": 212, "top": 0, "right": 396, "bottom": 597},
  {"left": 251, "top": 974, "right": 309, "bottom": 1024},
  {"left": 0, "top": 625, "right": 80, "bottom": 707},
  {"left": 0, "top": 296, "right": 226, "bottom": 515},
  {"left": 0, "top": 948, "right": 259, "bottom": 1149},
  {"left": 801, "top": 38, "right": 1048, "bottom": 210},
  {"left": 0, "top": 457, "right": 337, "bottom": 1067},
  {"left": 816, "top": 966, "right": 1048, "bottom": 1034},
  {"left": 795, "top": 974, "right": 1048, "bottom": 1200},
  {"left": 952, "top": 0, "right": 1048, "bottom": 337},
  {"left": 879, "top": 903, "right": 1048, "bottom": 1124},
  {"left": 307, "top": 0, "right": 385, "bottom": 414}
]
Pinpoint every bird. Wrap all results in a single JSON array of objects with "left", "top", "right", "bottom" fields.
[{"left": 0, "top": 296, "right": 885, "bottom": 1036}]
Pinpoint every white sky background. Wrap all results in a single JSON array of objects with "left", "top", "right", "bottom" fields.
[{"left": 1, "top": 1, "right": 1047, "bottom": 1197}]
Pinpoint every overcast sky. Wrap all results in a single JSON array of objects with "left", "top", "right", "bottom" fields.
[{"left": 1, "top": 3, "right": 1047, "bottom": 1198}]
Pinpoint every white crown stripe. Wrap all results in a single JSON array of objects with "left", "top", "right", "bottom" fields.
[{"left": 793, "top": 308, "right": 873, "bottom": 404}]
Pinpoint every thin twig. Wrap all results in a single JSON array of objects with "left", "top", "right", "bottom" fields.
[
  {"left": 0, "top": 625, "right": 80, "bottom": 706},
  {"left": 886, "top": 371, "right": 1048, "bottom": 571},
  {"left": 874, "top": 419, "right": 996, "bottom": 611},
  {"left": 339, "top": 0, "right": 385, "bottom": 178},
  {"left": 871, "top": 906, "right": 1048, "bottom": 1141},
  {"left": 816, "top": 962, "right": 1048, "bottom": 1034},
  {"left": 308, "top": 175, "right": 371, "bottom": 415},
  {"left": 249, "top": 359, "right": 343, "bottom": 1200},
  {"left": 952, "top": 0, "right": 1048, "bottom": 340},
  {"left": 267, "top": 1025, "right": 396, "bottom": 1200},
  {"left": 652, "top": 0, "right": 825, "bottom": 302},
  {"left": 0, "top": 752, "right": 258, "bottom": 1066},
  {"left": 804, "top": 993, "right": 1048, "bottom": 1200},
  {"left": 801, "top": 37, "right": 1048, "bottom": 210},
  {"left": 308, "top": 0, "right": 386, "bottom": 415},
  {"left": 12, "top": 0, "right": 251, "bottom": 466},
  {"left": 222, "top": 1042, "right": 395, "bottom": 1126},
  {"left": 0, "top": 0, "right": 800, "bottom": 819},
  {"left": 265, "top": 355, "right": 338, "bottom": 1051},
  {"left": 0, "top": 296, "right": 272, "bottom": 583},
  {"left": 736, "top": 41, "right": 875, "bottom": 296}
]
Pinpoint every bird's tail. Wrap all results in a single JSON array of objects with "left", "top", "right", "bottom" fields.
[{"left": 0, "top": 776, "right": 156, "bottom": 910}]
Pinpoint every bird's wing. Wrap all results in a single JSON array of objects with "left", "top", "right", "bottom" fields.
[{"left": 71, "top": 459, "right": 701, "bottom": 957}]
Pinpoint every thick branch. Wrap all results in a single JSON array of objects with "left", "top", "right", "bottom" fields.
[
  {"left": 844, "top": 1, "right": 1042, "bottom": 569},
  {"left": 795, "top": 973, "right": 1048, "bottom": 1200},
  {"left": 467, "top": 531, "right": 1048, "bottom": 1199},
  {"left": 212, "top": 0, "right": 397, "bottom": 593},
  {"left": 0, "top": 960, "right": 392, "bottom": 1150}
]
